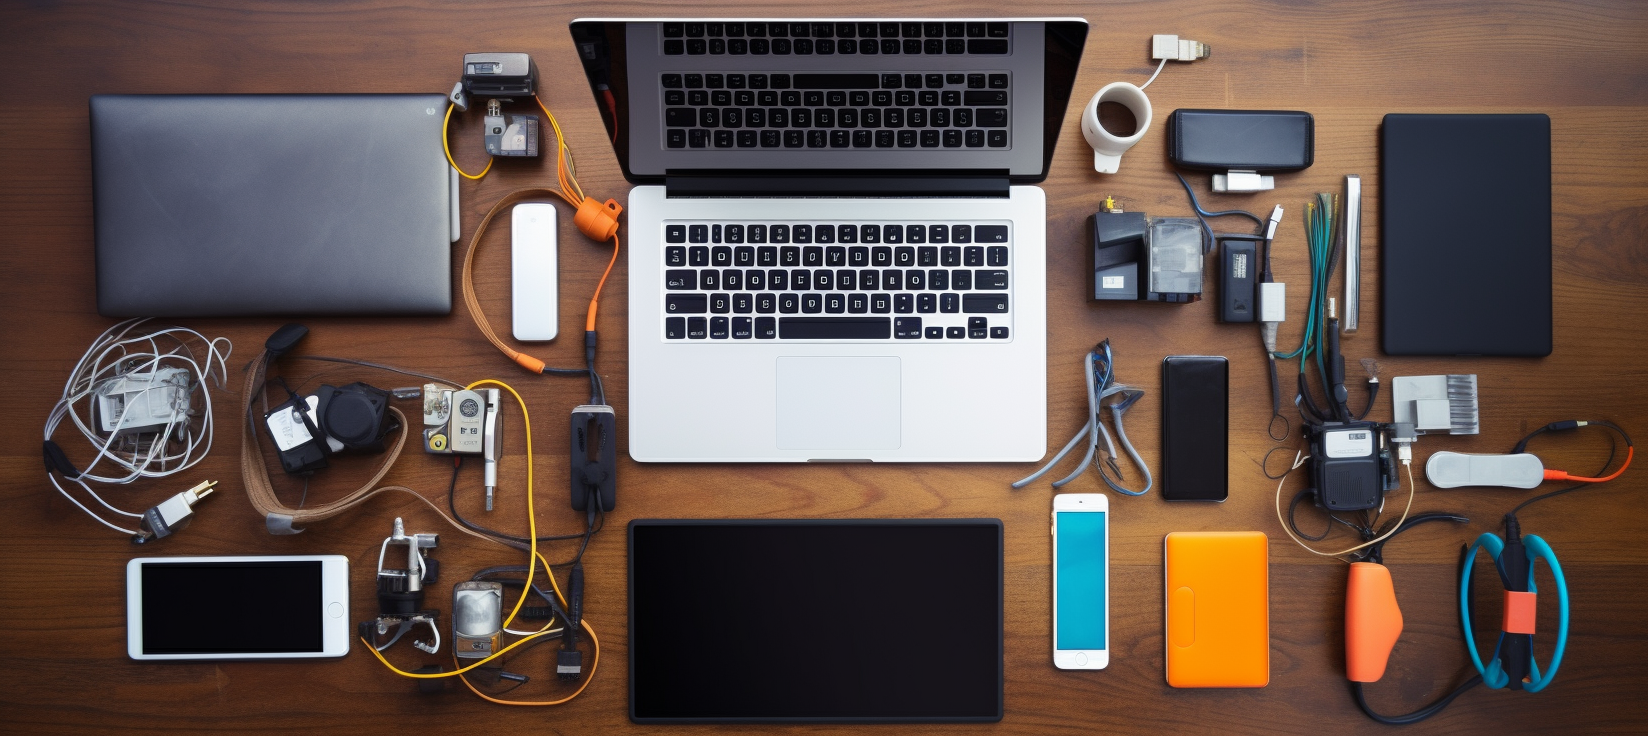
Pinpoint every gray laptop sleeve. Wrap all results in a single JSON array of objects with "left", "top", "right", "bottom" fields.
[{"left": 91, "top": 94, "right": 454, "bottom": 316}]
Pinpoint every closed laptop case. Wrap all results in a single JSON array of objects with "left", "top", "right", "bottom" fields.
[{"left": 90, "top": 94, "right": 453, "bottom": 317}]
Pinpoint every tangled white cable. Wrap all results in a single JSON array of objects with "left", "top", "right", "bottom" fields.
[{"left": 42, "top": 318, "right": 232, "bottom": 536}]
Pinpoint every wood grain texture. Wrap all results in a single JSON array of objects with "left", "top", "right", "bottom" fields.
[{"left": 3, "top": 0, "right": 1647, "bottom": 733}]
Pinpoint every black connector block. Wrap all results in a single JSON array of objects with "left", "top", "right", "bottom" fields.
[
  {"left": 557, "top": 649, "right": 583, "bottom": 679},
  {"left": 570, "top": 405, "right": 616, "bottom": 512}
]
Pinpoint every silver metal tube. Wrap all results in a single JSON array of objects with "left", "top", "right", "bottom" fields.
[{"left": 1342, "top": 175, "right": 1362, "bottom": 334}]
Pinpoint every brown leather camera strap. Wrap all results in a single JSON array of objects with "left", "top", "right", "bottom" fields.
[{"left": 239, "top": 341, "right": 409, "bottom": 534}]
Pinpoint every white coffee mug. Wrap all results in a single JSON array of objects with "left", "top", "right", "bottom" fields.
[{"left": 1081, "top": 82, "right": 1153, "bottom": 174}]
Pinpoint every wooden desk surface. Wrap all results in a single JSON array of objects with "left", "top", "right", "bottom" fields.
[{"left": 3, "top": 1, "right": 1646, "bottom": 733}]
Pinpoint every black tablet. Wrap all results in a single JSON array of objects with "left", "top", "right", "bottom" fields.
[
  {"left": 1381, "top": 113, "right": 1552, "bottom": 356},
  {"left": 629, "top": 519, "right": 1003, "bottom": 723}
]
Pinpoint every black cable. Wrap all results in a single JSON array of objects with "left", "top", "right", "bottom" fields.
[
  {"left": 559, "top": 491, "right": 603, "bottom": 569},
  {"left": 445, "top": 459, "right": 595, "bottom": 550},
  {"left": 1353, "top": 676, "right": 1482, "bottom": 725},
  {"left": 1173, "top": 172, "right": 1263, "bottom": 252},
  {"left": 1287, "top": 488, "right": 1331, "bottom": 541},
  {"left": 1352, "top": 381, "right": 1380, "bottom": 421},
  {"left": 1266, "top": 355, "right": 1288, "bottom": 441},
  {"left": 1330, "top": 512, "right": 1371, "bottom": 538},
  {"left": 1351, "top": 511, "right": 1479, "bottom": 724},
  {"left": 583, "top": 331, "right": 605, "bottom": 405},
  {"left": 1512, "top": 419, "right": 1632, "bottom": 460},
  {"left": 1261, "top": 446, "right": 1295, "bottom": 480},
  {"left": 1325, "top": 318, "right": 1350, "bottom": 421},
  {"left": 1296, "top": 372, "right": 1334, "bottom": 426},
  {"left": 1316, "top": 310, "right": 1338, "bottom": 421},
  {"left": 288, "top": 354, "right": 461, "bottom": 388},
  {"left": 1325, "top": 193, "right": 1346, "bottom": 289},
  {"left": 1510, "top": 437, "right": 1619, "bottom": 519},
  {"left": 471, "top": 567, "right": 570, "bottom": 623},
  {"left": 1358, "top": 512, "right": 1470, "bottom": 565}
]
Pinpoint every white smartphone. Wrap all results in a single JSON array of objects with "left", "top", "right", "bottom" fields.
[
  {"left": 126, "top": 555, "right": 350, "bottom": 660},
  {"left": 1052, "top": 493, "right": 1110, "bottom": 669},
  {"left": 511, "top": 203, "right": 559, "bottom": 341}
]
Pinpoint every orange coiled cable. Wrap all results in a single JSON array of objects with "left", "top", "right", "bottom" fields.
[{"left": 456, "top": 95, "right": 622, "bottom": 375}]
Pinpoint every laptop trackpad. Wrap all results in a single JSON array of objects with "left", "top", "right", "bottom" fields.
[{"left": 775, "top": 357, "right": 901, "bottom": 451}]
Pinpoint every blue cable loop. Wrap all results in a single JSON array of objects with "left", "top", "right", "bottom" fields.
[{"left": 1459, "top": 533, "right": 1570, "bottom": 692}]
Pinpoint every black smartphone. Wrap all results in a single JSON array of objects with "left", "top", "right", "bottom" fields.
[{"left": 1161, "top": 356, "right": 1229, "bottom": 501}]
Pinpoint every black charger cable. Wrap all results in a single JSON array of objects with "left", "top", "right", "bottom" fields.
[{"left": 1350, "top": 513, "right": 1481, "bottom": 725}]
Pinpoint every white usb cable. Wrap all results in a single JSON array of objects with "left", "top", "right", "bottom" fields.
[{"left": 42, "top": 319, "right": 231, "bottom": 537}]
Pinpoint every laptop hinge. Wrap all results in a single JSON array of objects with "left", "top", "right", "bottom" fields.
[{"left": 665, "top": 174, "right": 1010, "bottom": 199}]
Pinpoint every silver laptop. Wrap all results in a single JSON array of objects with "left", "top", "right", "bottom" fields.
[
  {"left": 90, "top": 94, "right": 458, "bottom": 317},
  {"left": 568, "top": 19, "right": 1089, "bottom": 461}
]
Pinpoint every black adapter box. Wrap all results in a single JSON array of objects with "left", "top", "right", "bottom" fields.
[
  {"left": 1219, "top": 239, "right": 1258, "bottom": 322},
  {"left": 1089, "top": 211, "right": 1146, "bottom": 300}
]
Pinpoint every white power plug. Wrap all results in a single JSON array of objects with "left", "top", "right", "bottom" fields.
[{"left": 1152, "top": 34, "right": 1211, "bottom": 62}]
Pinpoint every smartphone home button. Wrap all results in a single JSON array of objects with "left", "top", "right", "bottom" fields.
[
  {"left": 1075, "top": 652, "right": 1088, "bottom": 666},
  {"left": 328, "top": 602, "right": 344, "bottom": 618}
]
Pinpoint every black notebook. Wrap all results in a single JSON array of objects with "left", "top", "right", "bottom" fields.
[{"left": 1380, "top": 114, "right": 1552, "bottom": 356}]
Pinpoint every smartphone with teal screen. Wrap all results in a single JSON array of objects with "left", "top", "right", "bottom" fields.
[{"left": 1052, "top": 493, "right": 1109, "bottom": 669}]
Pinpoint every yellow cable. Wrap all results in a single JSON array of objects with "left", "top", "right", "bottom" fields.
[
  {"left": 1274, "top": 452, "right": 1416, "bottom": 560},
  {"left": 455, "top": 550, "right": 600, "bottom": 705},
  {"left": 363, "top": 377, "right": 543, "bottom": 678},
  {"left": 467, "top": 379, "right": 537, "bottom": 631},
  {"left": 535, "top": 95, "right": 586, "bottom": 202},
  {"left": 444, "top": 103, "right": 493, "bottom": 180}
]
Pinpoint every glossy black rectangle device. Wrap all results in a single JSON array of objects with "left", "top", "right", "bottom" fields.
[
  {"left": 629, "top": 519, "right": 1003, "bottom": 723},
  {"left": 1169, "top": 109, "right": 1314, "bottom": 171},
  {"left": 1380, "top": 114, "right": 1552, "bottom": 356},
  {"left": 1161, "top": 356, "right": 1229, "bottom": 501},
  {"left": 140, "top": 561, "right": 323, "bottom": 654}
]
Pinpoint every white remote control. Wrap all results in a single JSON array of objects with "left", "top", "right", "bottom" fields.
[
  {"left": 1425, "top": 451, "right": 1544, "bottom": 489},
  {"left": 511, "top": 203, "right": 559, "bottom": 341}
]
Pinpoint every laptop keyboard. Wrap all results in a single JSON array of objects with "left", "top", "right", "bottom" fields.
[
  {"left": 661, "top": 71, "right": 1009, "bottom": 150},
  {"left": 661, "top": 221, "right": 1013, "bottom": 342}
]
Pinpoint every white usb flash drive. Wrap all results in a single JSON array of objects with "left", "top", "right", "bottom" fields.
[{"left": 511, "top": 203, "right": 559, "bottom": 341}]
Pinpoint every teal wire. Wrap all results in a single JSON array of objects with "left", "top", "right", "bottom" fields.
[
  {"left": 1311, "top": 193, "right": 1334, "bottom": 379},
  {"left": 1275, "top": 193, "right": 1336, "bottom": 363}
]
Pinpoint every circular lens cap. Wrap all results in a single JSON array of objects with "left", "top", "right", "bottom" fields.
[{"left": 325, "top": 393, "right": 380, "bottom": 446}]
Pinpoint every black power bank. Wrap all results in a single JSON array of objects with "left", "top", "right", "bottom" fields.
[
  {"left": 1161, "top": 356, "right": 1228, "bottom": 501},
  {"left": 1169, "top": 109, "right": 1314, "bottom": 171}
]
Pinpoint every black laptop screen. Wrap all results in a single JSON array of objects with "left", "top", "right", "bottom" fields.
[
  {"left": 569, "top": 19, "right": 1087, "bottom": 184},
  {"left": 629, "top": 519, "right": 1003, "bottom": 723}
]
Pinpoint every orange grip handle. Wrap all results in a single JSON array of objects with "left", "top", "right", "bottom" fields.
[{"left": 1346, "top": 562, "right": 1404, "bottom": 683}]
